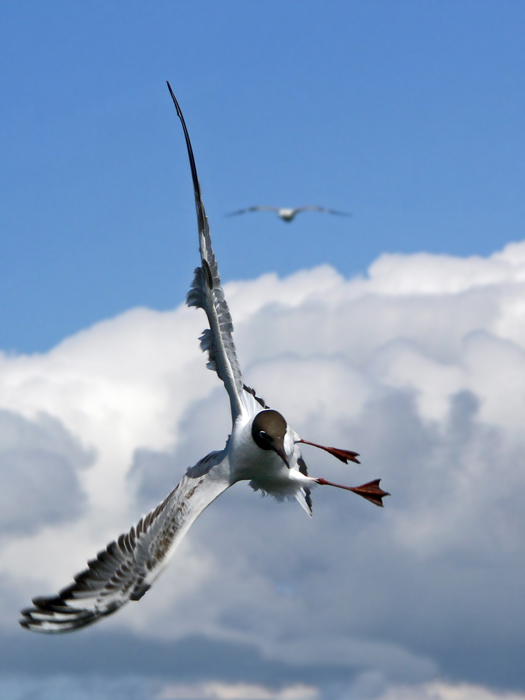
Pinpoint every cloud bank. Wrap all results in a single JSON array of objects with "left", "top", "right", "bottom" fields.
[{"left": 2, "top": 241, "right": 525, "bottom": 698}]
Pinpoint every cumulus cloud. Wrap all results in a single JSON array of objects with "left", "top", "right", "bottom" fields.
[
  {"left": 155, "top": 681, "right": 318, "bottom": 700},
  {"left": 2, "top": 241, "right": 525, "bottom": 695},
  {"left": 0, "top": 676, "right": 521, "bottom": 700},
  {"left": 0, "top": 410, "right": 92, "bottom": 534},
  {"left": 377, "top": 681, "right": 525, "bottom": 700}
]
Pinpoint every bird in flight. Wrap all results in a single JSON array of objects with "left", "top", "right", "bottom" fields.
[
  {"left": 20, "top": 84, "right": 388, "bottom": 634},
  {"left": 226, "top": 205, "right": 350, "bottom": 222}
]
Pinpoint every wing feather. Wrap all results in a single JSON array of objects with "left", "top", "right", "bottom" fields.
[
  {"left": 296, "top": 206, "right": 350, "bottom": 216},
  {"left": 225, "top": 206, "right": 278, "bottom": 216},
  {"left": 20, "top": 452, "right": 230, "bottom": 633},
  {"left": 167, "top": 83, "right": 246, "bottom": 421}
]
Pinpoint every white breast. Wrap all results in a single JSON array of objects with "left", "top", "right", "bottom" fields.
[{"left": 229, "top": 420, "right": 310, "bottom": 502}]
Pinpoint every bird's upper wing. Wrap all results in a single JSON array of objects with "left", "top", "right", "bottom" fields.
[
  {"left": 167, "top": 83, "right": 247, "bottom": 421},
  {"left": 20, "top": 451, "right": 230, "bottom": 633}
]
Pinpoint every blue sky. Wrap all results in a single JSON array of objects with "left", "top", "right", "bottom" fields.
[
  {"left": 1, "top": 1, "right": 524, "bottom": 352},
  {"left": 3, "top": 4, "right": 525, "bottom": 700}
]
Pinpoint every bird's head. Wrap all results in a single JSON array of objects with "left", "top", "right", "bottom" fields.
[{"left": 251, "top": 410, "right": 289, "bottom": 467}]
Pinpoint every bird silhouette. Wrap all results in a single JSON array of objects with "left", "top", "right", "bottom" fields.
[{"left": 226, "top": 205, "right": 350, "bottom": 222}]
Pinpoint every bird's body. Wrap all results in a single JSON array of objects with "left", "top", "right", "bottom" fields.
[
  {"left": 20, "top": 85, "right": 387, "bottom": 634},
  {"left": 226, "top": 205, "right": 350, "bottom": 222}
]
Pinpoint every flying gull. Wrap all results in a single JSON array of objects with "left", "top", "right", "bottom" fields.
[
  {"left": 226, "top": 205, "right": 350, "bottom": 222},
  {"left": 20, "top": 84, "right": 388, "bottom": 633}
]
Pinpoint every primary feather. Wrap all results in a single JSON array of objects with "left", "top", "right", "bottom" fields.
[
  {"left": 20, "top": 452, "right": 230, "bottom": 632},
  {"left": 167, "top": 84, "right": 246, "bottom": 421}
]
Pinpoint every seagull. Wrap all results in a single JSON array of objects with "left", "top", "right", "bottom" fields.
[
  {"left": 226, "top": 205, "right": 350, "bottom": 222},
  {"left": 19, "top": 84, "right": 388, "bottom": 634}
]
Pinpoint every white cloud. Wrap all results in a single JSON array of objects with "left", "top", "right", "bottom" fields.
[
  {"left": 155, "top": 681, "right": 319, "bottom": 700},
  {"left": 0, "top": 410, "right": 92, "bottom": 534},
  {"left": 377, "top": 680, "right": 525, "bottom": 700},
  {"left": 0, "top": 676, "right": 521, "bottom": 700},
  {"left": 3, "top": 241, "right": 525, "bottom": 690}
]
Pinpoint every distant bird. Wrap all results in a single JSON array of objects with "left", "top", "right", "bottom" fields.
[
  {"left": 20, "top": 84, "right": 388, "bottom": 634},
  {"left": 226, "top": 205, "right": 350, "bottom": 222}
]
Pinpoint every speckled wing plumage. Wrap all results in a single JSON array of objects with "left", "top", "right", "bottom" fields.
[
  {"left": 167, "top": 84, "right": 246, "bottom": 421},
  {"left": 20, "top": 452, "right": 230, "bottom": 633}
]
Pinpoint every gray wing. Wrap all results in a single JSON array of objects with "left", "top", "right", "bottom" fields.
[
  {"left": 225, "top": 206, "right": 278, "bottom": 216},
  {"left": 20, "top": 451, "right": 230, "bottom": 633},
  {"left": 167, "top": 83, "right": 247, "bottom": 421},
  {"left": 295, "top": 206, "right": 350, "bottom": 216}
]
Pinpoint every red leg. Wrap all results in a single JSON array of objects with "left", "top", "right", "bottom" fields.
[
  {"left": 316, "top": 478, "right": 389, "bottom": 507},
  {"left": 299, "top": 439, "right": 360, "bottom": 464}
]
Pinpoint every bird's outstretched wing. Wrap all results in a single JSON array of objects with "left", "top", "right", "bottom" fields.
[
  {"left": 20, "top": 452, "right": 230, "bottom": 633},
  {"left": 167, "top": 83, "right": 247, "bottom": 421},
  {"left": 225, "top": 206, "right": 350, "bottom": 221},
  {"left": 295, "top": 206, "right": 350, "bottom": 216},
  {"left": 225, "top": 206, "right": 278, "bottom": 216}
]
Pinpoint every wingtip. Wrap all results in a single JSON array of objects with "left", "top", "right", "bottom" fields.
[{"left": 166, "top": 81, "right": 183, "bottom": 118}]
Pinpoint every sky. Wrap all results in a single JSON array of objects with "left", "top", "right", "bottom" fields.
[{"left": 1, "top": 2, "right": 525, "bottom": 699}]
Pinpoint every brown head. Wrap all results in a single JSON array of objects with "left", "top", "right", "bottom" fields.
[{"left": 251, "top": 410, "right": 289, "bottom": 467}]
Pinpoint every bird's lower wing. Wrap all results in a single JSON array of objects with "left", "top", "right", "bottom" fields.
[
  {"left": 20, "top": 452, "right": 230, "bottom": 634},
  {"left": 167, "top": 83, "right": 248, "bottom": 422}
]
